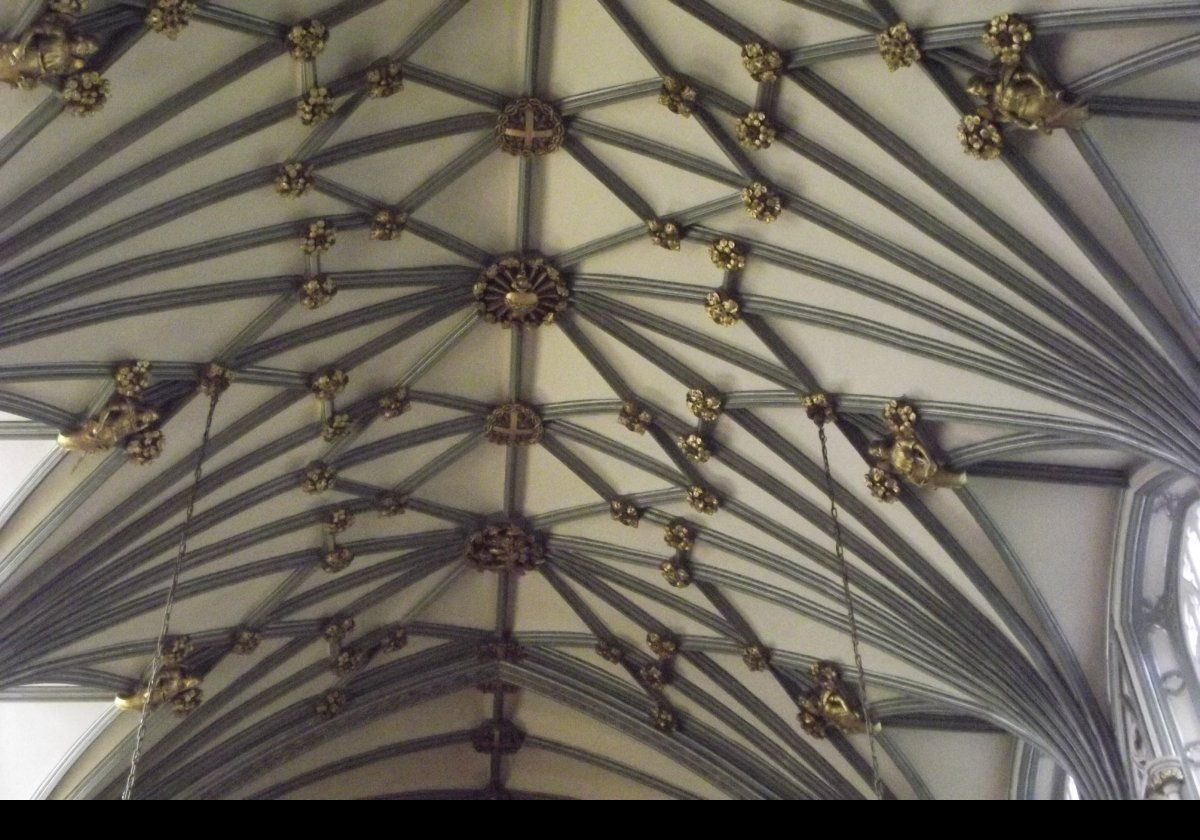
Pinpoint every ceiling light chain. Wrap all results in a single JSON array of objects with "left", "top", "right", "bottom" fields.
[
  {"left": 121, "top": 386, "right": 224, "bottom": 800},
  {"left": 808, "top": 394, "right": 884, "bottom": 799}
]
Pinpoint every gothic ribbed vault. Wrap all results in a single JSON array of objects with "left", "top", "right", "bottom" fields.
[{"left": 0, "top": 0, "right": 1198, "bottom": 800}]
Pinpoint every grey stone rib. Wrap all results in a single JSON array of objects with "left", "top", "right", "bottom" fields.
[
  {"left": 398, "top": 430, "right": 484, "bottom": 496},
  {"left": 571, "top": 113, "right": 744, "bottom": 187},
  {"left": 2, "top": 0, "right": 44, "bottom": 41},
  {"left": 783, "top": 65, "right": 1199, "bottom": 411},
  {"left": 781, "top": 0, "right": 881, "bottom": 29},
  {"left": 405, "top": 217, "right": 492, "bottom": 264},
  {"left": 397, "top": 309, "right": 480, "bottom": 387},
  {"left": 333, "top": 299, "right": 470, "bottom": 370},
  {"left": 404, "top": 63, "right": 508, "bottom": 108},
  {"left": 876, "top": 731, "right": 934, "bottom": 800},
  {"left": 562, "top": 135, "right": 655, "bottom": 220},
  {"left": 1067, "top": 125, "right": 1199, "bottom": 331},
  {"left": 399, "top": 132, "right": 496, "bottom": 211},
  {"left": 395, "top": 0, "right": 473, "bottom": 61},
  {"left": 920, "top": 59, "right": 1200, "bottom": 394},
  {"left": 557, "top": 78, "right": 662, "bottom": 115},
  {"left": 217, "top": 291, "right": 299, "bottom": 365},
  {"left": 666, "top": 0, "right": 760, "bottom": 45},
  {"left": 522, "top": 736, "right": 703, "bottom": 800},
  {"left": 539, "top": 432, "right": 615, "bottom": 501},
  {"left": 190, "top": 2, "right": 286, "bottom": 36},
  {"left": 524, "top": 0, "right": 544, "bottom": 94},
  {"left": 692, "top": 106, "right": 760, "bottom": 180},
  {"left": 246, "top": 730, "right": 476, "bottom": 799},
  {"left": 967, "top": 461, "right": 1129, "bottom": 487},
  {"left": 1089, "top": 95, "right": 1200, "bottom": 120},
  {"left": 517, "top": 154, "right": 533, "bottom": 251},
  {"left": 309, "top": 111, "right": 495, "bottom": 166},
  {"left": 0, "top": 96, "right": 64, "bottom": 175},
  {"left": 0, "top": 40, "right": 282, "bottom": 240},
  {"left": 1070, "top": 32, "right": 1200, "bottom": 96},
  {"left": 596, "top": 0, "right": 672, "bottom": 75},
  {"left": 785, "top": 4, "right": 1200, "bottom": 68}
]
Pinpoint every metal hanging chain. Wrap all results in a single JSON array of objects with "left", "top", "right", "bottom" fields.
[
  {"left": 122, "top": 390, "right": 222, "bottom": 801},
  {"left": 817, "top": 420, "right": 884, "bottom": 800}
]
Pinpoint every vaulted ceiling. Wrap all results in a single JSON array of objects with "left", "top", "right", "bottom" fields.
[{"left": 0, "top": 0, "right": 1197, "bottom": 800}]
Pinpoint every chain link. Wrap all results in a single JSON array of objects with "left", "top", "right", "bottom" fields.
[
  {"left": 122, "top": 391, "right": 221, "bottom": 800},
  {"left": 817, "top": 421, "right": 884, "bottom": 800}
]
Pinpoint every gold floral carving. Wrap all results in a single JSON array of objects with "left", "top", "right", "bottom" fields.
[
  {"left": 301, "top": 461, "right": 336, "bottom": 493},
  {"left": 735, "top": 110, "right": 775, "bottom": 150},
  {"left": 275, "top": 161, "right": 315, "bottom": 197},
  {"left": 381, "top": 626, "right": 408, "bottom": 651},
  {"left": 876, "top": 22, "right": 921, "bottom": 71},
  {"left": 495, "top": 98, "right": 563, "bottom": 156},
  {"left": 664, "top": 520, "right": 694, "bottom": 552},
  {"left": 647, "top": 631, "right": 678, "bottom": 660},
  {"left": 314, "top": 689, "right": 346, "bottom": 720},
  {"left": 610, "top": 498, "right": 641, "bottom": 527},
  {"left": 660, "top": 555, "right": 692, "bottom": 588},
  {"left": 125, "top": 428, "right": 165, "bottom": 464},
  {"left": 742, "top": 644, "right": 771, "bottom": 672},
  {"left": 374, "top": 490, "right": 406, "bottom": 516},
  {"left": 802, "top": 392, "right": 835, "bottom": 425},
  {"left": 322, "top": 544, "right": 354, "bottom": 573},
  {"left": 366, "top": 60, "right": 403, "bottom": 97},
  {"left": 231, "top": 628, "right": 261, "bottom": 655},
  {"left": 618, "top": 401, "right": 652, "bottom": 434},
  {"left": 652, "top": 704, "right": 677, "bottom": 732},
  {"left": 0, "top": 13, "right": 98, "bottom": 90},
  {"left": 484, "top": 403, "right": 543, "bottom": 446},
  {"left": 639, "top": 662, "right": 670, "bottom": 689},
  {"left": 983, "top": 13, "right": 1032, "bottom": 66},
  {"left": 474, "top": 254, "right": 567, "bottom": 327},
  {"left": 285, "top": 19, "right": 328, "bottom": 61},
  {"left": 297, "top": 86, "right": 334, "bottom": 125},
  {"left": 144, "top": 0, "right": 196, "bottom": 39},
  {"left": 309, "top": 368, "right": 348, "bottom": 401},
  {"left": 58, "top": 362, "right": 159, "bottom": 456},
  {"left": 677, "top": 431, "right": 712, "bottom": 463},
  {"left": 708, "top": 238, "right": 746, "bottom": 271},
  {"left": 324, "top": 508, "right": 354, "bottom": 534},
  {"left": 321, "top": 411, "right": 351, "bottom": 441},
  {"left": 705, "top": 288, "right": 741, "bottom": 325},
  {"left": 199, "top": 362, "right": 233, "bottom": 396},
  {"left": 686, "top": 484, "right": 720, "bottom": 515},
  {"left": 741, "top": 42, "right": 782, "bottom": 82},
  {"left": 742, "top": 181, "right": 782, "bottom": 222},
  {"left": 466, "top": 523, "right": 544, "bottom": 573},
  {"left": 301, "top": 219, "right": 336, "bottom": 253},
  {"left": 370, "top": 208, "right": 406, "bottom": 240},
  {"left": 596, "top": 639, "right": 625, "bottom": 663},
  {"left": 299, "top": 274, "right": 336, "bottom": 308},
  {"left": 377, "top": 386, "right": 410, "bottom": 419},
  {"left": 61, "top": 70, "right": 108, "bottom": 115},
  {"left": 322, "top": 615, "right": 355, "bottom": 642},
  {"left": 686, "top": 387, "right": 723, "bottom": 422},
  {"left": 647, "top": 218, "right": 681, "bottom": 251},
  {"left": 866, "top": 399, "right": 964, "bottom": 501},
  {"left": 658, "top": 74, "right": 697, "bottom": 116},
  {"left": 798, "top": 660, "right": 864, "bottom": 737}
]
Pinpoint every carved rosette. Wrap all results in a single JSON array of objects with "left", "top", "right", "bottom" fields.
[
  {"left": 677, "top": 432, "right": 712, "bottom": 463},
  {"left": 647, "top": 631, "right": 679, "bottom": 660},
  {"left": 741, "top": 42, "right": 782, "bottom": 82},
  {"left": 58, "top": 362, "right": 158, "bottom": 456},
  {"left": 664, "top": 520, "right": 694, "bottom": 552},
  {"left": 199, "top": 362, "right": 232, "bottom": 396},
  {"left": 380, "top": 626, "right": 408, "bottom": 652},
  {"left": 301, "top": 219, "right": 336, "bottom": 253},
  {"left": 324, "top": 508, "right": 354, "bottom": 535},
  {"left": 297, "top": 86, "right": 334, "bottom": 125},
  {"left": 866, "top": 466, "right": 901, "bottom": 502},
  {"left": 298, "top": 274, "right": 336, "bottom": 309},
  {"left": 877, "top": 22, "right": 921, "bottom": 71},
  {"left": 484, "top": 403, "right": 544, "bottom": 446},
  {"left": 479, "top": 638, "right": 525, "bottom": 662},
  {"left": 332, "top": 648, "right": 367, "bottom": 675},
  {"left": 231, "top": 628, "right": 261, "bottom": 655},
  {"left": 686, "top": 387, "right": 723, "bottom": 422},
  {"left": 285, "top": 19, "right": 328, "bottom": 61},
  {"left": 708, "top": 238, "right": 746, "bottom": 271},
  {"left": 370, "top": 208, "right": 406, "bottom": 241},
  {"left": 301, "top": 461, "right": 336, "bottom": 494},
  {"left": 377, "top": 386, "right": 410, "bottom": 419},
  {"left": 798, "top": 661, "right": 865, "bottom": 738},
  {"left": 61, "top": 70, "right": 109, "bottom": 115},
  {"left": 465, "top": 523, "right": 544, "bottom": 573},
  {"left": 473, "top": 254, "right": 568, "bottom": 327},
  {"left": 742, "top": 643, "right": 771, "bottom": 672},
  {"left": 610, "top": 498, "right": 641, "bottom": 527},
  {"left": 366, "top": 60, "right": 403, "bottom": 97},
  {"left": 658, "top": 74, "right": 697, "bottom": 117},
  {"left": 802, "top": 392, "right": 836, "bottom": 425},
  {"left": 472, "top": 721, "right": 525, "bottom": 754},
  {"left": 314, "top": 689, "right": 346, "bottom": 720},
  {"left": 275, "top": 162, "right": 315, "bottom": 197},
  {"left": 983, "top": 13, "right": 1032, "bottom": 65},
  {"left": 705, "top": 288, "right": 741, "bottom": 326},
  {"left": 742, "top": 181, "right": 782, "bottom": 222},
  {"left": 125, "top": 428, "right": 165, "bottom": 464},
  {"left": 374, "top": 490, "right": 406, "bottom": 516},
  {"left": 596, "top": 638, "right": 625, "bottom": 663},
  {"left": 322, "top": 615, "right": 355, "bottom": 642},
  {"left": 958, "top": 111, "right": 1003, "bottom": 160},
  {"left": 495, "top": 98, "right": 563, "bottom": 156},
  {"left": 618, "top": 401, "right": 652, "bottom": 434},
  {"left": 322, "top": 544, "right": 354, "bottom": 573},
  {"left": 646, "top": 218, "right": 681, "bottom": 251},
  {"left": 144, "top": 0, "right": 196, "bottom": 39},
  {"left": 686, "top": 484, "right": 720, "bottom": 515},
  {"left": 639, "top": 662, "right": 670, "bottom": 690},
  {"left": 660, "top": 556, "right": 692, "bottom": 588},
  {"left": 320, "top": 412, "right": 351, "bottom": 441},
  {"left": 883, "top": 399, "right": 917, "bottom": 431},
  {"left": 866, "top": 399, "right": 964, "bottom": 501},
  {"left": 309, "top": 368, "right": 348, "bottom": 401},
  {"left": 652, "top": 704, "right": 677, "bottom": 732},
  {"left": 735, "top": 111, "right": 776, "bottom": 150}
]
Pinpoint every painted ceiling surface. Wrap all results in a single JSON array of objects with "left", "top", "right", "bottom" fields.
[{"left": 0, "top": 0, "right": 1197, "bottom": 800}]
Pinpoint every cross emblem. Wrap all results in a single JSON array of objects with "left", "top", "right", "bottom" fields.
[
  {"left": 485, "top": 403, "right": 543, "bottom": 446},
  {"left": 503, "top": 105, "right": 556, "bottom": 151},
  {"left": 496, "top": 98, "right": 563, "bottom": 156}
]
